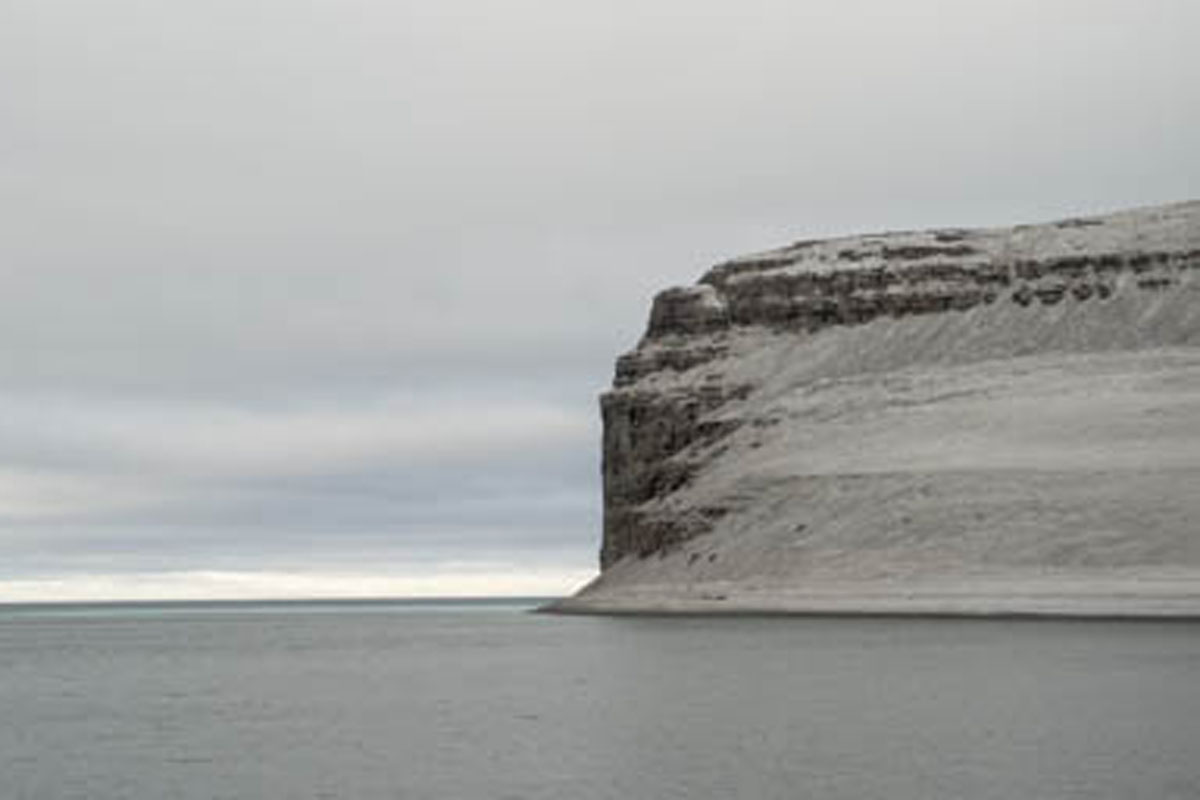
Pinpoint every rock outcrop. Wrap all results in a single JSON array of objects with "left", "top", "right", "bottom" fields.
[{"left": 554, "top": 200, "right": 1200, "bottom": 617}]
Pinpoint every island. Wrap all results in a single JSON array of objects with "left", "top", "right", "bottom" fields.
[{"left": 548, "top": 200, "right": 1200, "bottom": 617}]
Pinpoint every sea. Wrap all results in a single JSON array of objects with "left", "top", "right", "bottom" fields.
[{"left": 1, "top": 598, "right": 1197, "bottom": 800}]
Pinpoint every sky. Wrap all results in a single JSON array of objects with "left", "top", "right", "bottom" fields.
[{"left": 2, "top": 0, "right": 1197, "bottom": 601}]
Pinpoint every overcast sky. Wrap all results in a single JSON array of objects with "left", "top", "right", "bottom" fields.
[{"left": 2, "top": 0, "right": 1197, "bottom": 600}]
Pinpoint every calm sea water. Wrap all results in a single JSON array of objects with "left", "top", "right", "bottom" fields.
[{"left": 1, "top": 599, "right": 1197, "bottom": 800}]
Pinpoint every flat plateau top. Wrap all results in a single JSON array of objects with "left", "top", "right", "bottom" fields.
[{"left": 707, "top": 200, "right": 1200, "bottom": 282}]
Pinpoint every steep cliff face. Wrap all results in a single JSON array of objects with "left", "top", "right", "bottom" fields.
[{"left": 560, "top": 201, "right": 1200, "bottom": 616}]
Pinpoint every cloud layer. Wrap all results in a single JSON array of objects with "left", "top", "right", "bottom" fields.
[{"left": 2, "top": 0, "right": 1198, "bottom": 599}]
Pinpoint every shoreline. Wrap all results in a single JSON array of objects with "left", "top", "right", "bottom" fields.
[
  {"left": 539, "top": 603, "right": 1200, "bottom": 621},
  {"left": 540, "top": 577, "right": 1200, "bottom": 620}
]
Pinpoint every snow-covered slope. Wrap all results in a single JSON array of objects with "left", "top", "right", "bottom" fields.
[{"left": 552, "top": 201, "right": 1200, "bottom": 616}]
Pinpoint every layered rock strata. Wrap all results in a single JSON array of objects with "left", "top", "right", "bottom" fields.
[{"left": 555, "top": 200, "right": 1200, "bottom": 617}]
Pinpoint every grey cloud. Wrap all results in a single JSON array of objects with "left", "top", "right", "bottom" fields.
[{"left": 1, "top": 0, "right": 1197, "bottom": 597}]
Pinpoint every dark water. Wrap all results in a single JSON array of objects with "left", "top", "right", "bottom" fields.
[{"left": 1, "top": 600, "right": 1198, "bottom": 800}]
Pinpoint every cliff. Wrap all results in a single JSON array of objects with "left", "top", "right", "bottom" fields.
[{"left": 552, "top": 200, "right": 1200, "bottom": 617}]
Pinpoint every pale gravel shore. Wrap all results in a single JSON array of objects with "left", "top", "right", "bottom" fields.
[{"left": 544, "top": 575, "right": 1200, "bottom": 618}]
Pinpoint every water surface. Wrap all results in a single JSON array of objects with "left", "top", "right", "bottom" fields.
[{"left": 2, "top": 600, "right": 1197, "bottom": 799}]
